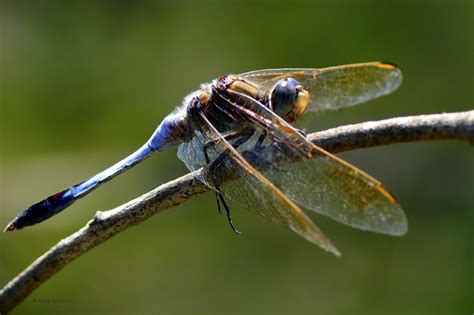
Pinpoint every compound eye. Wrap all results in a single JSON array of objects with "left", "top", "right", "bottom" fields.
[{"left": 271, "top": 78, "right": 299, "bottom": 116}]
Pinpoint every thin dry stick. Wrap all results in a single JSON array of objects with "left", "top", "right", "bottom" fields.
[{"left": 1, "top": 110, "right": 473, "bottom": 314}]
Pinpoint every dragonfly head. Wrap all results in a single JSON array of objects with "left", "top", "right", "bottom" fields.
[{"left": 270, "top": 78, "right": 309, "bottom": 123}]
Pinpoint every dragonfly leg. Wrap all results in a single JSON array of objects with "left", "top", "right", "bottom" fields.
[
  {"left": 202, "top": 147, "right": 225, "bottom": 214},
  {"left": 203, "top": 128, "right": 255, "bottom": 233},
  {"left": 246, "top": 133, "right": 288, "bottom": 174},
  {"left": 203, "top": 132, "right": 240, "bottom": 153},
  {"left": 206, "top": 128, "right": 255, "bottom": 170},
  {"left": 217, "top": 193, "right": 241, "bottom": 234},
  {"left": 253, "top": 132, "right": 267, "bottom": 152},
  {"left": 214, "top": 191, "right": 224, "bottom": 214}
]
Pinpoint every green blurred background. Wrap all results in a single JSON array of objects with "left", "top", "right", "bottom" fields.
[{"left": 1, "top": 1, "right": 473, "bottom": 314}]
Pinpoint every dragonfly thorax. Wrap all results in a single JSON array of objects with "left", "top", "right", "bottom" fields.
[{"left": 149, "top": 75, "right": 310, "bottom": 152}]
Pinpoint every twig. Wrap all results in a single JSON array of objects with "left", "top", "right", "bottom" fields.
[
  {"left": 307, "top": 110, "right": 474, "bottom": 152},
  {"left": 1, "top": 110, "right": 472, "bottom": 314}
]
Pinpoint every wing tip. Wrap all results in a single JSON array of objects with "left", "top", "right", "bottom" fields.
[
  {"left": 378, "top": 62, "right": 399, "bottom": 70},
  {"left": 307, "top": 231, "right": 342, "bottom": 257},
  {"left": 377, "top": 204, "right": 409, "bottom": 237},
  {"left": 374, "top": 186, "right": 409, "bottom": 236},
  {"left": 393, "top": 224, "right": 408, "bottom": 236},
  {"left": 390, "top": 213, "right": 409, "bottom": 236},
  {"left": 312, "top": 238, "right": 341, "bottom": 257},
  {"left": 330, "top": 246, "right": 342, "bottom": 257}
]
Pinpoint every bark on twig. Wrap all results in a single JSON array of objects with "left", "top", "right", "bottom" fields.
[{"left": 1, "top": 110, "right": 473, "bottom": 314}]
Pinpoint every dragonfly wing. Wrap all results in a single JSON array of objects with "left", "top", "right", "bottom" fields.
[
  {"left": 220, "top": 89, "right": 408, "bottom": 235},
  {"left": 178, "top": 112, "right": 340, "bottom": 255},
  {"left": 258, "top": 143, "right": 407, "bottom": 235},
  {"left": 240, "top": 62, "right": 402, "bottom": 113},
  {"left": 177, "top": 132, "right": 210, "bottom": 172}
]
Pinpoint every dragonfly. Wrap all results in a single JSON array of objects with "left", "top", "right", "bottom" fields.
[{"left": 4, "top": 61, "right": 407, "bottom": 256}]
